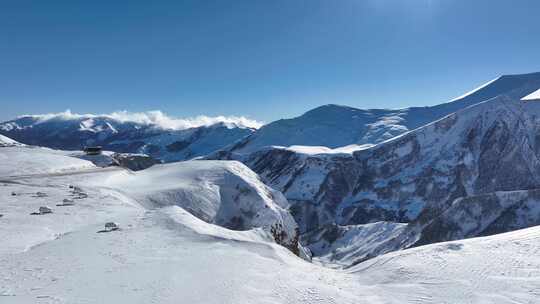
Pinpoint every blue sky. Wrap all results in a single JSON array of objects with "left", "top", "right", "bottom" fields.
[{"left": 1, "top": 0, "right": 539, "bottom": 123}]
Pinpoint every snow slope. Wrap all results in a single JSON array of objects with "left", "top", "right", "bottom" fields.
[
  {"left": 214, "top": 94, "right": 540, "bottom": 266},
  {"left": 352, "top": 226, "right": 540, "bottom": 303},
  {"left": 225, "top": 71, "right": 540, "bottom": 154},
  {"left": 2, "top": 145, "right": 540, "bottom": 303},
  {"left": 523, "top": 88, "right": 540, "bottom": 100},
  {"left": 278, "top": 144, "right": 374, "bottom": 156},
  {"left": 0, "top": 147, "right": 95, "bottom": 177},
  {"left": 98, "top": 161, "right": 300, "bottom": 250}
]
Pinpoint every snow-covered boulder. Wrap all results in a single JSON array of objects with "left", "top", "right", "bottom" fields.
[{"left": 38, "top": 206, "right": 53, "bottom": 214}]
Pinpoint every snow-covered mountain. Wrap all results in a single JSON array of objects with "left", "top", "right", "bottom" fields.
[
  {"left": 0, "top": 134, "right": 22, "bottom": 147},
  {"left": 213, "top": 94, "right": 540, "bottom": 266},
  {"left": 2, "top": 141, "right": 540, "bottom": 303},
  {"left": 226, "top": 71, "right": 540, "bottom": 154},
  {"left": 0, "top": 112, "right": 257, "bottom": 162},
  {"left": 5, "top": 71, "right": 540, "bottom": 273},
  {"left": 100, "top": 160, "right": 302, "bottom": 253},
  {"left": 4, "top": 72, "right": 540, "bottom": 163},
  {"left": 0, "top": 144, "right": 301, "bottom": 255}
]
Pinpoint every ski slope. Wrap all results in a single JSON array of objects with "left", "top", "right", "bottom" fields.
[{"left": 352, "top": 226, "right": 540, "bottom": 303}]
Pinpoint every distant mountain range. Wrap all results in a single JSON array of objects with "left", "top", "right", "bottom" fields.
[
  {"left": 2, "top": 72, "right": 540, "bottom": 162},
  {"left": 0, "top": 113, "right": 256, "bottom": 162}
]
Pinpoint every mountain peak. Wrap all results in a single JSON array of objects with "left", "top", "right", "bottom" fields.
[{"left": 447, "top": 71, "right": 540, "bottom": 106}]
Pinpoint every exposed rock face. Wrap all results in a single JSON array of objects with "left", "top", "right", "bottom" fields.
[
  {"left": 302, "top": 221, "right": 407, "bottom": 267},
  {"left": 211, "top": 96, "right": 540, "bottom": 265},
  {"left": 415, "top": 189, "right": 540, "bottom": 246},
  {"left": 103, "top": 160, "right": 305, "bottom": 256},
  {"left": 111, "top": 153, "right": 158, "bottom": 171}
]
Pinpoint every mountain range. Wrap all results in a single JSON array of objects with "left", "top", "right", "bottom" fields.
[
  {"left": 3, "top": 72, "right": 540, "bottom": 302},
  {"left": 3, "top": 71, "right": 540, "bottom": 268},
  {"left": 0, "top": 113, "right": 256, "bottom": 162}
]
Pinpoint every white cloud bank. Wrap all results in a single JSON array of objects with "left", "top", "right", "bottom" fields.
[{"left": 23, "top": 110, "right": 264, "bottom": 130}]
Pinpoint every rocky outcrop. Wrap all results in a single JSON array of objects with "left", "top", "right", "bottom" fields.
[
  {"left": 211, "top": 96, "right": 540, "bottom": 265},
  {"left": 415, "top": 189, "right": 540, "bottom": 246},
  {"left": 111, "top": 153, "right": 158, "bottom": 171},
  {"left": 104, "top": 160, "right": 305, "bottom": 256}
]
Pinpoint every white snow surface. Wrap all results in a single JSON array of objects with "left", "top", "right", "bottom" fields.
[
  {"left": 522, "top": 88, "right": 540, "bottom": 101},
  {"left": 351, "top": 226, "right": 540, "bottom": 303},
  {"left": 0, "top": 134, "right": 21, "bottom": 147},
  {"left": 2, "top": 145, "right": 540, "bottom": 303},
  {"left": 96, "top": 160, "right": 298, "bottom": 244},
  {"left": 279, "top": 144, "right": 374, "bottom": 155},
  {"left": 449, "top": 76, "right": 500, "bottom": 102},
  {"left": 0, "top": 147, "right": 95, "bottom": 176}
]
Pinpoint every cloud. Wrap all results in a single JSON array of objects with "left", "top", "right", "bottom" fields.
[{"left": 24, "top": 110, "right": 264, "bottom": 130}]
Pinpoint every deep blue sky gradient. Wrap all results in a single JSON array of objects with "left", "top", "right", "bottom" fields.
[{"left": 1, "top": 0, "right": 539, "bottom": 122}]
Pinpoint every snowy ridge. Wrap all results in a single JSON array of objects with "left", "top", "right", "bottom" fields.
[
  {"left": 0, "top": 147, "right": 96, "bottom": 176},
  {"left": 449, "top": 76, "right": 500, "bottom": 101},
  {"left": 0, "top": 112, "right": 256, "bottom": 162},
  {"left": 2, "top": 144, "right": 540, "bottom": 302},
  {"left": 97, "top": 160, "right": 300, "bottom": 250},
  {"left": 224, "top": 71, "right": 540, "bottom": 154},
  {"left": 0, "top": 134, "right": 21, "bottom": 147},
  {"left": 276, "top": 144, "right": 374, "bottom": 156},
  {"left": 213, "top": 94, "right": 540, "bottom": 266},
  {"left": 522, "top": 88, "right": 540, "bottom": 100},
  {"left": 0, "top": 146, "right": 302, "bottom": 255}
]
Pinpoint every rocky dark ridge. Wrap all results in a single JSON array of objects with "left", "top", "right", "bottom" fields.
[{"left": 211, "top": 95, "right": 540, "bottom": 265}]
